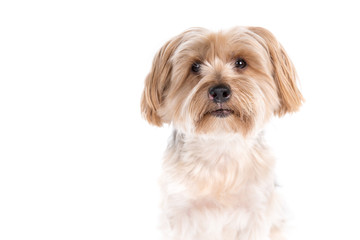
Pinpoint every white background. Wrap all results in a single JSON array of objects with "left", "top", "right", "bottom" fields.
[{"left": 1, "top": 0, "right": 360, "bottom": 239}]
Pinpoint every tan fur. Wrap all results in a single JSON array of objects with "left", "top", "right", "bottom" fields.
[
  {"left": 141, "top": 26, "right": 302, "bottom": 240},
  {"left": 247, "top": 27, "right": 304, "bottom": 116},
  {"left": 141, "top": 31, "right": 186, "bottom": 126}
]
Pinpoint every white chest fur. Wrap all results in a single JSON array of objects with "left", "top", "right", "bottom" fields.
[{"left": 159, "top": 131, "right": 285, "bottom": 240}]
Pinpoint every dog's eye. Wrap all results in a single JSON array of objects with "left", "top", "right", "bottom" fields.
[
  {"left": 191, "top": 62, "right": 201, "bottom": 73},
  {"left": 235, "top": 58, "right": 247, "bottom": 69}
]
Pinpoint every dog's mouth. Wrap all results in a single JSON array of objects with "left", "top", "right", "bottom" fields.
[{"left": 208, "top": 108, "right": 234, "bottom": 118}]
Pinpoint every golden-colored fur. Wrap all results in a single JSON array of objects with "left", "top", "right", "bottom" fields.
[{"left": 141, "top": 26, "right": 303, "bottom": 240}]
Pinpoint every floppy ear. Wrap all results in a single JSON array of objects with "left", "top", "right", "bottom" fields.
[
  {"left": 248, "top": 27, "right": 304, "bottom": 116},
  {"left": 141, "top": 34, "right": 184, "bottom": 126}
]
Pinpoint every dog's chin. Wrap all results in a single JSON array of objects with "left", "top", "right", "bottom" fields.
[
  {"left": 194, "top": 108, "right": 253, "bottom": 135},
  {"left": 208, "top": 109, "right": 234, "bottom": 118},
  {"left": 195, "top": 114, "right": 238, "bottom": 135}
]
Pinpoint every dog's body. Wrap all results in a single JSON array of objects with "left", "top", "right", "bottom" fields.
[
  {"left": 160, "top": 131, "right": 285, "bottom": 240},
  {"left": 141, "top": 26, "right": 303, "bottom": 240}
]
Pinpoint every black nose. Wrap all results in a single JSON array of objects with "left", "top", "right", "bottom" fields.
[{"left": 208, "top": 85, "right": 231, "bottom": 103}]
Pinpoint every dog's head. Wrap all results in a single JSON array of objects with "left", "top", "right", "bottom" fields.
[{"left": 141, "top": 27, "right": 303, "bottom": 135}]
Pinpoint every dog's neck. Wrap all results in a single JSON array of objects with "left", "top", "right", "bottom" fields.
[
  {"left": 166, "top": 129, "right": 275, "bottom": 177},
  {"left": 169, "top": 129, "right": 266, "bottom": 157},
  {"left": 163, "top": 129, "right": 275, "bottom": 201}
]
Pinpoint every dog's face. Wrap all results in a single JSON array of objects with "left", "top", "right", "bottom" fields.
[{"left": 141, "top": 27, "right": 303, "bottom": 135}]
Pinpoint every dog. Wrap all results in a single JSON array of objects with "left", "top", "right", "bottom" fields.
[{"left": 141, "top": 26, "right": 303, "bottom": 240}]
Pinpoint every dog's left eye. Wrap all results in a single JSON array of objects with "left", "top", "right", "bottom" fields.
[
  {"left": 191, "top": 62, "right": 201, "bottom": 73},
  {"left": 235, "top": 58, "right": 247, "bottom": 69}
]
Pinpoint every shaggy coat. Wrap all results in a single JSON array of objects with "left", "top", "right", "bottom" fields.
[{"left": 141, "top": 26, "right": 303, "bottom": 240}]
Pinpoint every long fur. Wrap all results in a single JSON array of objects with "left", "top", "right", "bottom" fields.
[{"left": 141, "top": 26, "right": 303, "bottom": 240}]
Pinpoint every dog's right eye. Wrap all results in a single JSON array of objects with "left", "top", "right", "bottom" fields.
[{"left": 191, "top": 63, "right": 201, "bottom": 73}]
